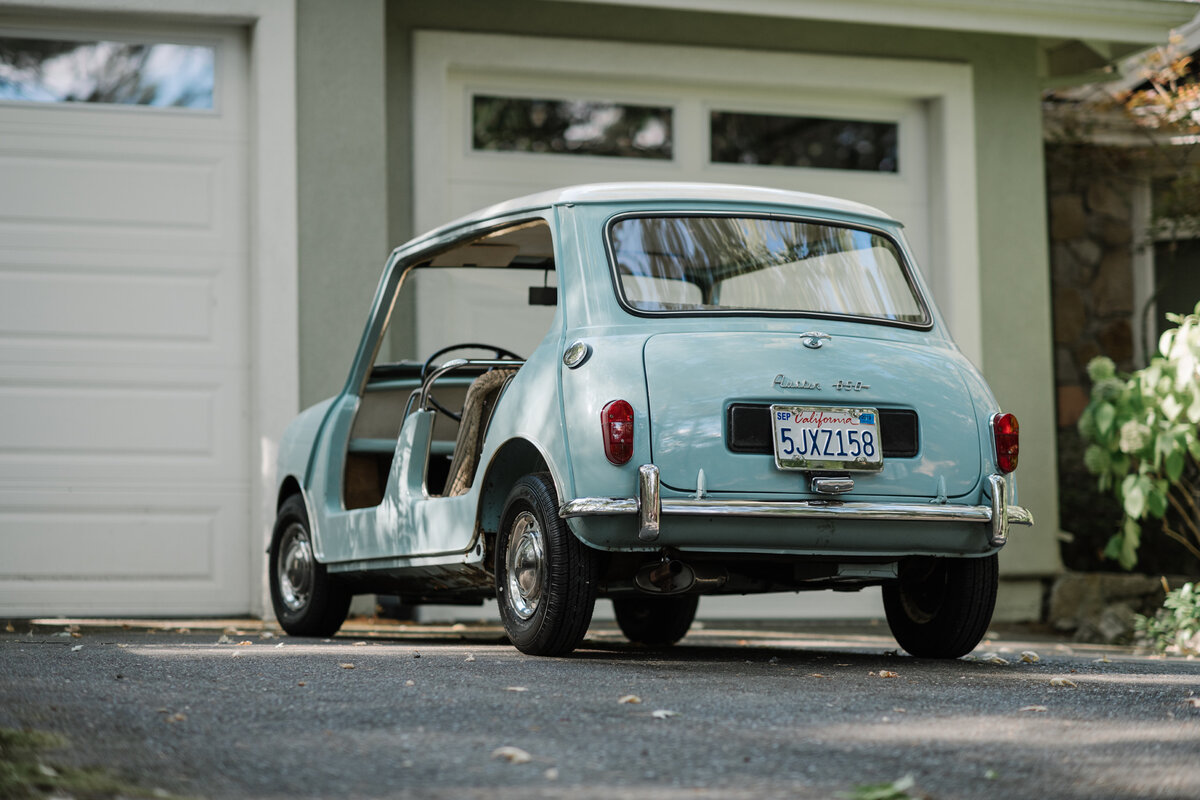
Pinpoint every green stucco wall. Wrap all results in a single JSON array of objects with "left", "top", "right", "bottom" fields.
[
  {"left": 295, "top": 0, "right": 1063, "bottom": 589},
  {"left": 297, "top": 0, "right": 391, "bottom": 405}
]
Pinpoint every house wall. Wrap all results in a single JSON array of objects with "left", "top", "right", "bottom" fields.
[
  {"left": 296, "top": 0, "right": 391, "bottom": 404},
  {"left": 294, "top": 0, "right": 1064, "bottom": 607}
]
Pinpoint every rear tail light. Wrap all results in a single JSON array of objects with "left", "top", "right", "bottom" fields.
[
  {"left": 602, "top": 399, "right": 634, "bottom": 465},
  {"left": 992, "top": 412, "right": 1019, "bottom": 474}
]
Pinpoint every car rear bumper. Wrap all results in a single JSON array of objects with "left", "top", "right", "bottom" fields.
[{"left": 559, "top": 465, "right": 1032, "bottom": 549}]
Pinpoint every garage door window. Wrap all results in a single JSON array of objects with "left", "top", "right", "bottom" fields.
[
  {"left": 0, "top": 37, "right": 214, "bottom": 108},
  {"left": 710, "top": 110, "right": 897, "bottom": 172},
  {"left": 472, "top": 94, "right": 672, "bottom": 159}
]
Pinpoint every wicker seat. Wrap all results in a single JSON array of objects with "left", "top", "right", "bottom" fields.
[{"left": 443, "top": 369, "right": 517, "bottom": 497}]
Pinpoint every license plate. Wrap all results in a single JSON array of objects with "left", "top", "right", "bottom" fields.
[{"left": 770, "top": 405, "right": 884, "bottom": 472}]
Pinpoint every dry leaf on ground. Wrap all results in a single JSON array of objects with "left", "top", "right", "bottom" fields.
[
  {"left": 1182, "top": 698, "right": 1200, "bottom": 708},
  {"left": 1019, "top": 705, "right": 1048, "bottom": 713},
  {"left": 1019, "top": 651, "right": 1040, "bottom": 663},
  {"left": 505, "top": 686, "right": 529, "bottom": 692},
  {"left": 1049, "top": 678, "right": 1077, "bottom": 688},
  {"left": 878, "top": 670, "right": 899, "bottom": 679},
  {"left": 491, "top": 746, "right": 533, "bottom": 764},
  {"left": 618, "top": 695, "right": 642, "bottom": 704},
  {"left": 651, "top": 709, "right": 679, "bottom": 720},
  {"left": 339, "top": 663, "right": 355, "bottom": 670}
]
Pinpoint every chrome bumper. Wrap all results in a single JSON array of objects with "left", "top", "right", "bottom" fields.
[{"left": 559, "top": 466, "right": 1032, "bottom": 549}]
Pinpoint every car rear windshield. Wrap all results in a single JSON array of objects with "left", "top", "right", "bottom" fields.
[{"left": 607, "top": 214, "right": 927, "bottom": 325}]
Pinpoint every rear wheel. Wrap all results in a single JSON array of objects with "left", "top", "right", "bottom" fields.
[
  {"left": 613, "top": 595, "right": 699, "bottom": 646},
  {"left": 495, "top": 473, "right": 599, "bottom": 656},
  {"left": 883, "top": 554, "right": 997, "bottom": 659},
  {"left": 269, "top": 495, "right": 351, "bottom": 637}
]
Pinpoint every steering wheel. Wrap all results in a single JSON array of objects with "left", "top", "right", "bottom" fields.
[{"left": 420, "top": 343, "right": 524, "bottom": 422}]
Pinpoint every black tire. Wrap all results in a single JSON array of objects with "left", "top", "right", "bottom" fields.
[
  {"left": 269, "top": 494, "right": 351, "bottom": 637},
  {"left": 613, "top": 595, "right": 699, "bottom": 646},
  {"left": 495, "top": 473, "right": 599, "bottom": 656},
  {"left": 883, "top": 554, "right": 998, "bottom": 659}
]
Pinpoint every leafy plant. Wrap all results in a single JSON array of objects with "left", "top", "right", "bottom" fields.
[
  {"left": 1078, "top": 302, "right": 1200, "bottom": 569},
  {"left": 0, "top": 727, "right": 177, "bottom": 800},
  {"left": 1135, "top": 581, "right": 1200, "bottom": 655}
]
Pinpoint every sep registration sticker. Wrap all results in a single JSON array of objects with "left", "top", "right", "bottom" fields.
[{"left": 769, "top": 406, "right": 884, "bottom": 472}]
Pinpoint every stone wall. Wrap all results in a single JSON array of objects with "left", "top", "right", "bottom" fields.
[
  {"left": 1046, "top": 149, "right": 1138, "bottom": 572},
  {"left": 1045, "top": 146, "right": 1188, "bottom": 577}
]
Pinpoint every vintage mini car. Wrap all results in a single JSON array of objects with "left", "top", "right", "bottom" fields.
[{"left": 270, "top": 182, "right": 1032, "bottom": 658}]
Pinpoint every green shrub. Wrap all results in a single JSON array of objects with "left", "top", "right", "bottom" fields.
[
  {"left": 1135, "top": 582, "right": 1200, "bottom": 655},
  {"left": 1078, "top": 302, "right": 1200, "bottom": 570}
]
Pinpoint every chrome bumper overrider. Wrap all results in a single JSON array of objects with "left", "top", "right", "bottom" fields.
[{"left": 558, "top": 465, "right": 1032, "bottom": 548}]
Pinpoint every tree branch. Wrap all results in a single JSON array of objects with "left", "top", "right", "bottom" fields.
[{"left": 1161, "top": 523, "right": 1200, "bottom": 562}]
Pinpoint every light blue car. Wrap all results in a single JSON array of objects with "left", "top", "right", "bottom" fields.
[{"left": 271, "top": 183, "right": 1032, "bottom": 658}]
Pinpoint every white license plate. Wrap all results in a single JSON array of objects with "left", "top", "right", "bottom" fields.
[{"left": 770, "top": 405, "right": 884, "bottom": 472}]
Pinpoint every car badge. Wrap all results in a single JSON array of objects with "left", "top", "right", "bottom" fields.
[
  {"left": 774, "top": 374, "right": 819, "bottom": 391},
  {"left": 800, "top": 331, "right": 831, "bottom": 349}
]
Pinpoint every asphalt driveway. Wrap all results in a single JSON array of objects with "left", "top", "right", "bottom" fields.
[{"left": 2, "top": 617, "right": 1199, "bottom": 799}]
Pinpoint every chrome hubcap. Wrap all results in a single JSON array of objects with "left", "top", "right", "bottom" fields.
[
  {"left": 505, "top": 511, "right": 545, "bottom": 620},
  {"left": 278, "top": 523, "right": 314, "bottom": 613}
]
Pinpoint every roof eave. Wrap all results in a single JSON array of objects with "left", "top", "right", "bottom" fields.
[{"left": 542, "top": 0, "right": 1198, "bottom": 45}]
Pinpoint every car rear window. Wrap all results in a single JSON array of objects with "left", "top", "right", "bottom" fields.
[{"left": 607, "top": 214, "right": 927, "bottom": 325}]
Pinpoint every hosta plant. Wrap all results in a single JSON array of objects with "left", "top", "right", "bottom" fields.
[{"left": 1078, "top": 302, "right": 1200, "bottom": 570}]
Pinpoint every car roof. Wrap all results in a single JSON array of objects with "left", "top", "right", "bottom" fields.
[{"left": 400, "top": 182, "right": 898, "bottom": 255}]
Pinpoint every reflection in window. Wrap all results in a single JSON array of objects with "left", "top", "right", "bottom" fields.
[
  {"left": 472, "top": 94, "right": 672, "bottom": 159},
  {"left": 609, "top": 215, "right": 925, "bottom": 324},
  {"left": 0, "top": 37, "right": 214, "bottom": 108},
  {"left": 710, "top": 111, "right": 897, "bottom": 172}
]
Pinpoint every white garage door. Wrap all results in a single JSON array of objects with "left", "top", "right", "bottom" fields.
[
  {"left": 413, "top": 32, "right": 941, "bottom": 361},
  {"left": 0, "top": 24, "right": 252, "bottom": 615},
  {"left": 411, "top": 32, "right": 986, "bottom": 621}
]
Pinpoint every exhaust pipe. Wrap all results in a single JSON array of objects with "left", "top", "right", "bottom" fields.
[{"left": 634, "top": 559, "right": 727, "bottom": 594}]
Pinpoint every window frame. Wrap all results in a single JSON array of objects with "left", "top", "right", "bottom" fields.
[
  {"left": 707, "top": 108, "right": 900, "bottom": 173},
  {"left": 0, "top": 31, "right": 220, "bottom": 114},
  {"left": 603, "top": 210, "right": 933, "bottom": 330}
]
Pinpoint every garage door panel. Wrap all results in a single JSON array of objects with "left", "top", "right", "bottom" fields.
[
  {"left": 0, "top": 247, "right": 246, "bottom": 368},
  {"left": 0, "top": 132, "right": 246, "bottom": 253},
  {"left": 0, "top": 381, "right": 215, "bottom": 457},
  {"left": 0, "top": 488, "right": 250, "bottom": 616},
  {"left": 0, "top": 365, "right": 248, "bottom": 484},
  {"left": 2, "top": 507, "right": 216, "bottom": 579},
  {"left": 0, "top": 266, "right": 214, "bottom": 341},
  {"left": 0, "top": 152, "right": 215, "bottom": 230}
]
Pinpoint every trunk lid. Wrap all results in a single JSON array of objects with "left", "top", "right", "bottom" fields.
[{"left": 643, "top": 331, "right": 981, "bottom": 498}]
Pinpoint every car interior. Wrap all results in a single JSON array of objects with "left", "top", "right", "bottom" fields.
[{"left": 341, "top": 219, "right": 556, "bottom": 510}]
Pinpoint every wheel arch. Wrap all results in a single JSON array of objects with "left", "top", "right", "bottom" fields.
[
  {"left": 277, "top": 475, "right": 303, "bottom": 511},
  {"left": 272, "top": 476, "right": 322, "bottom": 561},
  {"left": 476, "top": 437, "right": 562, "bottom": 560}
]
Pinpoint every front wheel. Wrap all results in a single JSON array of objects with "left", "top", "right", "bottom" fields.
[
  {"left": 613, "top": 595, "right": 699, "bottom": 646},
  {"left": 269, "top": 495, "right": 351, "bottom": 637},
  {"left": 882, "top": 554, "right": 998, "bottom": 659},
  {"left": 495, "top": 473, "right": 599, "bottom": 656}
]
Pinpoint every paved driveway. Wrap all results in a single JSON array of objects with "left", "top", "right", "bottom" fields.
[{"left": 2, "top": 618, "right": 1199, "bottom": 799}]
